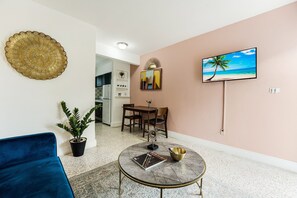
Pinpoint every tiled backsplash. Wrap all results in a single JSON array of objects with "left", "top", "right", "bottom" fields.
[{"left": 95, "top": 87, "right": 102, "bottom": 99}]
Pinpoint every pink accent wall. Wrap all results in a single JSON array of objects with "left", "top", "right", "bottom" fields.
[{"left": 131, "top": 2, "right": 297, "bottom": 162}]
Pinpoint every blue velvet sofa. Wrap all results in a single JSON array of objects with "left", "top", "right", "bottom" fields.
[{"left": 0, "top": 132, "right": 74, "bottom": 198}]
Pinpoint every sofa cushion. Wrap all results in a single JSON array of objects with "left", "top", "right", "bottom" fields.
[
  {"left": 0, "top": 133, "right": 57, "bottom": 169},
  {"left": 0, "top": 156, "right": 74, "bottom": 198}
]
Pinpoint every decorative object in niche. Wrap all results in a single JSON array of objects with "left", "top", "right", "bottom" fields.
[
  {"left": 117, "top": 70, "right": 128, "bottom": 81},
  {"left": 5, "top": 31, "right": 68, "bottom": 80},
  {"left": 140, "top": 68, "right": 162, "bottom": 90},
  {"left": 145, "top": 58, "right": 161, "bottom": 70}
]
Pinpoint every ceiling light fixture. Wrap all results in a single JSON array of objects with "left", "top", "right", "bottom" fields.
[{"left": 117, "top": 42, "right": 128, "bottom": 50}]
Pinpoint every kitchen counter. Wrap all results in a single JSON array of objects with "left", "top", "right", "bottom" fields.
[{"left": 95, "top": 99, "right": 103, "bottom": 103}]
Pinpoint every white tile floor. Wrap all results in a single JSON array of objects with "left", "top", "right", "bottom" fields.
[
  {"left": 60, "top": 123, "right": 297, "bottom": 197},
  {"left": 60, "top": 123, "right": 145, "bottom": 177}
]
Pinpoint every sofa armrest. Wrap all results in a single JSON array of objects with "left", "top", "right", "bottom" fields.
[{"left": 0, "top": 132, "right": 57, "bottom": 169}]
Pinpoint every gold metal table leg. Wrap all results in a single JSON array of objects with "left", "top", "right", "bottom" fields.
[
  {"left": 119, "top": 170, "right": 121, "bottom": 195},
  {"left": 196, "top": 178, "right": 203, "bottom": 197},
  {"left": 118, "top": 169, "right": 126, "bottom": 196}
]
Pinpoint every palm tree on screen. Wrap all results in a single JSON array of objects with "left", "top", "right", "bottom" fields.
[{"left": 206, "top": 55, "right": 231, "bottom": 81}]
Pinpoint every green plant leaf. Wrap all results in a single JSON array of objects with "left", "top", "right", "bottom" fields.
[
  {"left": 73, "top": 108, "right": 80, "bottom": 121},
  {"left": 61, "top": 101, "right": 71, "bottom": 118},
  {"left": 57, "top": 101, "right": 97, "bottom": 139}
]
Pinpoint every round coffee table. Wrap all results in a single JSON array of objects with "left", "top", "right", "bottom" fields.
[{"left": 118, "top": 142, "right": 206, "bottom": 197}]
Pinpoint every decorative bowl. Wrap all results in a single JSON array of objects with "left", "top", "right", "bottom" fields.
[{"left": 169, "top": 147, "right": 186, "bottom": 161}]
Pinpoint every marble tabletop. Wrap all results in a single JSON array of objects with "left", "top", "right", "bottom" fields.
[{"left": 118, "top": 142, "right": 206, "bottom": 188}]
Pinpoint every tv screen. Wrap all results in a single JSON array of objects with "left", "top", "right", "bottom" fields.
[{"left": 202, "top": 47, "right": 257, "bottom": 83}]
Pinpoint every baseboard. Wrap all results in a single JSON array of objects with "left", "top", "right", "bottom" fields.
[
  {"left": 110, "top": 121, "right": 122, "bottom": 128},
  {"left": 169, "top": 130, "right": 297, "bottom": 173},
  {"left": 86, "top": 139, "right": 97, "bottom": 149}
]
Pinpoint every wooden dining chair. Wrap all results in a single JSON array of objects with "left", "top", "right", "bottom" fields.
[
  {"left": 143, "top": 107, "right": 169, "bottom": 139},
  {"left": 142, "top": 108, "right": 158, "bottom": 139},
  {"left": 121, "top": 104, "right": 142, "bottom": 132}
]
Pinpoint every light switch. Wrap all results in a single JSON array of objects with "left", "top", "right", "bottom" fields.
[{"left": 269, "top": 88, "right": 280, "bottom": 94}]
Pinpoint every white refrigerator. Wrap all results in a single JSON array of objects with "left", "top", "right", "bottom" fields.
[{"left": 102, "top": 84, "right": 111, "bottom": 125}]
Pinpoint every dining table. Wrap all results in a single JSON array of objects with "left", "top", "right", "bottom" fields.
[{"left": 121, "top": 105, "right": 157, "bottom": 136}]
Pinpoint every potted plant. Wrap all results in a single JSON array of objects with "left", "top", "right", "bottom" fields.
[{"left": 57, "top": 101, "right": 97, "bottom": 157}]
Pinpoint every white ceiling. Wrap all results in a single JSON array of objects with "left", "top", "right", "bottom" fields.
[
  {"left": 35, "top": 0, "right": 296, "bottom": 56},
  {"left": 96, "top": 54, "right": 112, "bottom": 66}
]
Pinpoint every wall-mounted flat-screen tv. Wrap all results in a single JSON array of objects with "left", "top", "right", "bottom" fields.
[{"left": 202, "top": 47, "right": 257, "bottom": 83}]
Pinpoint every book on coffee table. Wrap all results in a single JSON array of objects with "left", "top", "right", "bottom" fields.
[{"left": 132, "top": 152, "right": 167, "bottom": 170}]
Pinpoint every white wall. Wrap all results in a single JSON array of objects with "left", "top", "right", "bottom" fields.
[
  {"left": 110, "top": 60, "right": 130, "bottom": 127},
  {"left": 0, "top": 0, "right": 97, "bottom": 155},
  {"left": 95, "top": 55, "right": 113, "bottom": 76}
]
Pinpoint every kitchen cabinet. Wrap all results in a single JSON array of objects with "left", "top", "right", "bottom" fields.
[
  {"left": 96, "top": 76, "right": 102, "bottom": 87},
  {"left": 104, "top": 72, "right": 111, "bottom": 84},
  {"left": 95, "top": 102, "right": 102, "bottom": 122},
  {"left": 96, "top": 72, "right": 111, "bottom": 87}
]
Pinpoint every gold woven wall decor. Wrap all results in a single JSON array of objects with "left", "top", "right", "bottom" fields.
[{"left": 5, "top": 31, "right": 68, "bottom": 80}]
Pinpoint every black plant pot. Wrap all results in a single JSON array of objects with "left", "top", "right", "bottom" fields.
[{"left": 69, "top": 137, "right": 87, "bottom": 157}]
